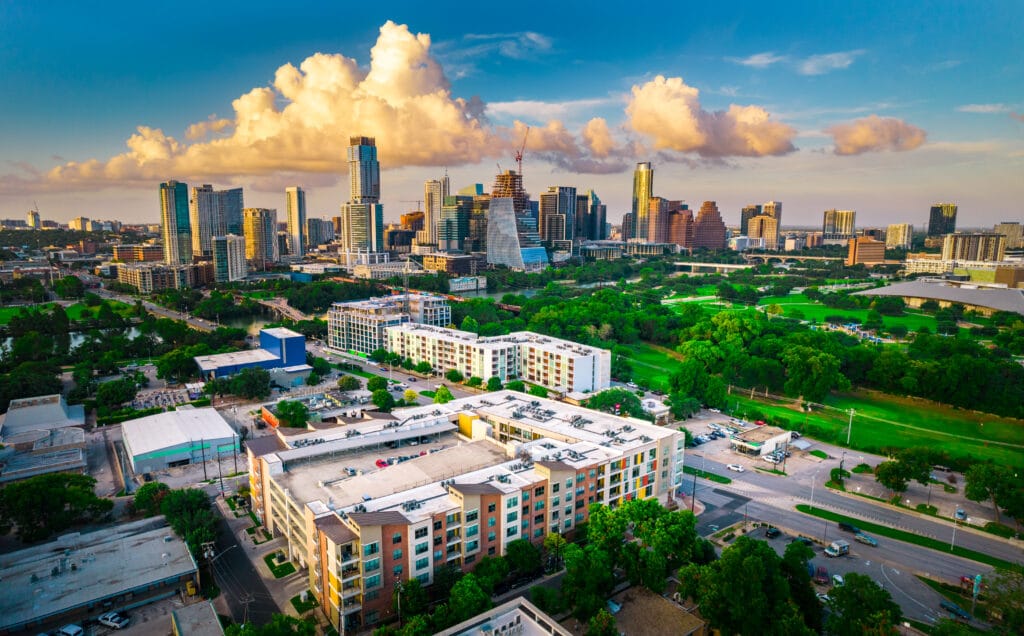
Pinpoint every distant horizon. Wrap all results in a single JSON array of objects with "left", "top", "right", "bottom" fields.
[{"left": 1, "top": 3, "right": 1022, "bottom": 227}]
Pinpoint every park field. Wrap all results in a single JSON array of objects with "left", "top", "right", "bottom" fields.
[
  {"left": 619, "top": 342, "right": 684, "bottom": 393},
  {"left": 727, "top": 389, "right": 1024, "bottom": 468},
  {"left": 0, "top": 300, "right": 134, "bottom": 325},
  {"left": 756, "top": 294, "right": 939, "bottom": 333}
]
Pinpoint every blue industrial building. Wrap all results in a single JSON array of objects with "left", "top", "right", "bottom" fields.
[{"left": 195, "top": 327, "right": 310, "bottom": 383}]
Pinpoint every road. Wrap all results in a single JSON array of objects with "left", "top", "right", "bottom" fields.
[
  {"left": 680, "top": 443, "right": 1018, "bottom": 626},
  {"left": 96, "top": 287, "right": 218, "bottom": 332}
]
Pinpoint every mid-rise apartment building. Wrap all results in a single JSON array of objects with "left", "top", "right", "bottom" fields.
[
  {"left": 386, "top": 325, "right": 611, "bottom": 393},
  {"left": 116, "top": 263, "right": 192, "bottom": 293},
  {"left": 112, "top": 244, "right": 165, "bottom": 262},
  {"left": 885, "top": 223, "right": 913, "bottom": 249},
  {"left": 941, "top": 233, "right": 1006, "bottom": 262},
  {"left": 326, "top": 294, "right": 452, "bottom": 355},
  {"left": 245, "top": 391, "right": 685, "bottom": 633}
]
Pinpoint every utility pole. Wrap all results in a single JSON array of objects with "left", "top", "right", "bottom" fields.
[{"left": 846, "top": 409, "right": 855, "bottom": 445}]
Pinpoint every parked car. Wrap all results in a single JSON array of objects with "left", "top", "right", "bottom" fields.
[
  {"left": 726, "top": 464, "right": 745, "bottom": 472},
  {"left": 816, "top": 592, "right": 831, "bottom": 604},
  {"left": 765, "top": 527, "right": 781, "bottom": 539},
  {"left": 832, "top": 574, "right": 845, "bottom": 587},
  {"left": 56, "top": 627, "right": 84, "bottom": 636},
  {"left": 98, "top": 611, "right": 130, "bottom": 629},
  {"left": 754, "top": 420, "right": 767, "bottom": 426},
  {"left": 791, "top": 431, "right": 802, "bottom": 439},
  {"left": 407, "top": 377, "right": 416, "bottom": 382},
  {"left": 854, "top": 533, "right": 878, "bottom": 546},
  {"left": 939, "top": 600, "right": 971, "bottom": 621},
  {"left": 375, "top": 459, "right": 389, "bottom": 468},
  {"left": 814, "top": 566, "right": 829, "bottom": 585},
  {"left": 955, "top": 508, "right": 967, "bottom": 520},
  {"left": 790, "top": 537, "right": 814, "bottom": 546},
  {"left": 838, "top": 522, "right": 860, "bottom": 533}
]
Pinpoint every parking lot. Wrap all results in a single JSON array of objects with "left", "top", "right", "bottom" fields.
[{"left": 131, "top": 387, "right": 190, "bottom": 410}]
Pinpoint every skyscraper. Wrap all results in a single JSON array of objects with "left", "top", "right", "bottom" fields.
[
  {"left": 668, "top": 209, "right": 694, "bottom": 248},
  {"left": 190, "top": 184, "right": 218, "bottom": 257},
  {"left": 748, "top": 215, "right": 779, "bottom": 250},
  {"left": 692, "top": 201, "right": 727, "bottom": 249},
  {"left": 941, "top": 233, "right": 1006, "bottom": 261},
  {"left": 424, "top": 175, "right": 450, "bottom": 245},
  {"left": 223, "top": 187, "right": 244, "bottom": 235},
  {"left": 285, "top": 186, "right": 306, "bottom": 257},
  {"left": 762, "top": 201, "right": 783, "bottom": 228},
  {"left": 243, "top": 207, "right": 279, "bottom": 269},
  {"left": 631, "top": 162, "right": 653, "bottom": 241},
  {"left": 993, "top": 221, "right": 1023, "bottom": 249},
  {"left": 466, "top": 194, "right": 490, "bottom": 253},
  {"left": 491, "top": 170, "right": 530, "bottom": 217},
  {"left": 648, "top": 197, "right": 671, "bottom": 243},
  {"left": 928, "top": 203, "right": 958, "bottom": 237},
  {"left": 885, "top": 223, "right": 913, "bottom": 249},
  {"left": 740, "top": 205, "right": 762, "bottom": 236},
  {"left": 26, "top": 209, "right": 40, "bottom": 228},
  {"left": 341, "top": 137, "right": 385, "bottom": 252},
  {"left": 822, "top": 209, "right": 856, "bottom": 241},
  {"left": 160, "top": 180, "right": 191, "bottom": 265},
  {"left": 439, "top": 195, "right": 472, "bottom": 252},
  {"left": 586, "top": 190, "right": 607, "bottom": 241},
  {"left": 485, "top": 198, "right": 549, "bottom": 272},
  {"left": 538, "top": 186, "right": 577, "bottom": 245},
  {"left": 213, "top": 234, "right": 247, "bottom": 282}
]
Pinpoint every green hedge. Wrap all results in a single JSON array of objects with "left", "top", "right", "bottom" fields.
[{"left": 97, "top": 406, "right": 164, "bottom": 425}]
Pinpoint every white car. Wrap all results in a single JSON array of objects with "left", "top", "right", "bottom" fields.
[
  {"left": 726, "top": 464, "right": 745, "bottom": 472},
  {"left": 98, "top": 611, "right": 130, "bottom": 629}
]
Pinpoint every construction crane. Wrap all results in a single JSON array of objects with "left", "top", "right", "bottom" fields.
[
  {"left": 401, "top": 200, "right": 423, "bottom": 212},
  {"left": 514, "top": 125, "right": 530, "bottom": 175}
]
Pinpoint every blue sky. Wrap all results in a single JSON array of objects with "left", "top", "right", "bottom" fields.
[{"left": 1, "top": 1, "right": 1022, "bottom": 228}]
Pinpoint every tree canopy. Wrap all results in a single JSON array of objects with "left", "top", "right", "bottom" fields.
[{"left": 0, "top": 473, "right": 113, "bottom": 542}]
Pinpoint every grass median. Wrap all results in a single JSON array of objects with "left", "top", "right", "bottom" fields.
[
  {"left": 794, "top": 504, "right": 1014, "bottom": 570},
  {"left": 682, "top": 464, "right": 732, "bottom": 484}
]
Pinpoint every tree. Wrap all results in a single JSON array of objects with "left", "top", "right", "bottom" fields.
[
  {"left": 466, "top": 376, "right": 483, "bottom": 388},
  {"left": 460, "top": 315, "right": 480, "bottom": 333},
  {"left": 369, "top": 348, "right": 389, "bottom": 362},
  {"left": 874, "top": 461, "right": 910, "bottom": 496},
  {"left": 447, "top": 574, "right": 493, "bottom": 624},
  {"left": 434, "top": 385, "right": 453, "bottom": 404},
  {"left": 543, "top": 532, "right": 567, "bottom": 569},
  {"left": 156, "top": 344, "right": 211, "bottom": 383},
  {"left": 586, "top": 609, "right": 618, "bottom": 636},
  {"left": 133, "top": 482, "right": 171, "bottom": 517},
  {"left": 231, "top": 367, "right": 272, "bottom": 400},
  {"left": 392, "top": 578, "right": 429, "bottom": 623},
  {"left": 403, "top": 389, "right": 418, "bottom": 403},
  {"left": 965, "top": 463, "right": 1013, "bottom": 524},
  {"left": 224, "top": 614, "right": 316, "bottom": 636},
  {"left": 0, "top": 473, "right": 113, "bottom": 542},
  {"left": 505, "top": 379, "right": 526, "bottom": 392},
  {"left": 305, "top": 372, "right": 321, "bottom": 386},
  {"left": 275, "top": 400, "right": 310, "bottom": 427},
  {"left": 472, "top": 556, "right": 510, "bottom": 594},
  {"left": 372, "top": 389, "right": 396, "bottom": 412},
  {"left": 985, "top": 565, "right": 1024, "bottom": 635},
  {"left": 445, "top": 369, "right": 464, "bottom": 383},
  {"left": 766, "top": 303, "right": 784, "bottom": 319},
  {"left": 308, "top": 355, "right": 331, "bottom": 377},
  {"left": 781, "top": 540, "right": 823, "bottom": 632},
  {"left": 95, "top": 376, "right": 141, "bottom": 411},
  {"left": 563, "top": 544, "right": 616, "bottom": 620},
  {"left": 414, "top": 361, "right": 433, "bottom": 375},
  {"left": 160, "top": 488, "right": 218, "bottom": 557},
  {"left": 825, "top": 572, "right": 902, "bottom": 636},
  {"left": 53, "top": 275, "right": 85, "bottom": 299},
  {"left": 679, "top": 536, "right": 814, "bottom": 636},
  {"left": 584, "top": 388, "right": 646, "bottom": 420},
  {"left": 781, "top": 346, "right": 850, "bottom": 402},
  {"left": 505, "top": 538, "right": 542, "bottom": 576},
  {"left": 528, "top": 385, "right": 549, "bottom": 398},
  {"left": 487, "top": 376, "right": 503, "bottom": 391},
  {"left": 337, "top": 374, "right": 361, "bottom": 391},
  {"left": 367, "top": 376, "right": 389, "bottom": 392}
]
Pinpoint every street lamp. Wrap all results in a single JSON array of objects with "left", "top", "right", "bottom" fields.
[{"left": 846, "top": 409, "right": 855, "bottom": 445}]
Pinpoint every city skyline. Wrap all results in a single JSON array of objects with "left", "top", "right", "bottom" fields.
[{"left": 1, "top": 2, "right": 1022, "bottom": 227}]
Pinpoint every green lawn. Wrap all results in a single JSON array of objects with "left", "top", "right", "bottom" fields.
[
  {"left": 0, "top": 300, "right": 134, "bottom": 324},
  {"left": 728, "top": 389, "right": 1024, "bottom": 467},
  {"left": 757, "top": 294, "right": 939, "bottom": 333},
  {"left": 619, "top": 342, "right": 684, "bottom": 392},
  {"left": 0, "top": 304, "right": 51, "bottom": 324}
]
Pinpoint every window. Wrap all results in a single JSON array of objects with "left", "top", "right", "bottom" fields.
[
  {"left": 566, "top": 478, "right": 572, "bottom": 488},
  {"left": 534, "top": 514, "right": 544, "bottom": 525},
  {"left": 434, "top": 536, "right": 442, "bottom": 546},
  {"left": 466, "top": 539, "right": 479, "bottom": 551},
  {"left": 564, "top": 519, "right": 572, "bottom": 529},
  {"left": 649, "top": 448, "right": 657, "bottom": 459},
  {"left": 565, "top": 506, "right": 571, "bottom": 515},
  {"left": 575, "top": 500, "right": 584, "bottom": 510},
  {"left": 415, "top": 542, "right": 428, "bottom": 555},
  {"left": 576, "top": 473, "right": 585, "bottom": 483},
  {"left": 506, "top": 511, "right": 518, "bottom": 523},
  {"left": 487, "top": 503, "right": 496, "bottom": 513},
  {"left": 363, "top": 542, "right": 379, "bottom": 556},
  {"left": 434, "top": 550, "right": 443, "bottom": 560},
  {"left": 365, "top": 557, "right": 380, "bottom": 572},
  {"left": 506, "top": 496, "right": 518, "bottom": 508},
  {"left": 433, "top": 520, "right": 442, "bottom": 531},
  {"left": 393, "top": 549, "right": 403, "bottom": 560},
  {"left": 589, "top": 469, "right": 596, "bottom": 478},
  {"left": 632, "top": 467, "right": 640, "bottom": 478},
  {"left": 365, "top": 590, "right": 380, "bottom": 601},
  {"left": 392, "top": 533, "right": 402, "bottom": 544},
  {"left": 506, "top": 526, "right": 517, "bottom": 537},
  {"left": 522, "top": 491, "right": 530, "bottom": 502},
  {"left": 552, "top": 483, "right": 560, "bottom": 493},
  {"left": 488, "top": 531, "right": 496, "bottom": 542},
  {"left": 393, "top": 565, "right": 403, "bottom": 577},
  {"left": 415, "top": 527, "right": 428, "bottom": 539},
  {"left": 465, "top": 510, "right": 479, "bottom": 523},
  {"left": 466, "top": 524, "right": 479, "bottom": 537},
  {"left": 534, "top": 500, "right": 545, "bottom": 511},
  {"left": 576, "top": 512, "right": 585, "bottom": 521},
  {"left": 488, "top": 546, "right": 496, "bottom": 556},
  {"left": 534, "top": 486, "right": 545, "bottom": 497},
  {"left": 534, "top": 528, "right": 544, "bottom": 538},
  {"left": 364, "top": 574, "right": 381, "bottom": 589},
  {"left": 417, "top": 573, "right": 430, "bottom": 585},
  {"left": 552, "top": 496, "right": 560, "bottom": 507},
  {"left": 366, "top": 610, "right": 379, "bottom": 624}
]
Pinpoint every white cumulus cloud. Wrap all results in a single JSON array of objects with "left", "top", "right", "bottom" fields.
[
  {"left": 625, "top": 75, "right": 797, "bottom": 157},
  {"left": 827, "top": 115, "right": 927, "bottom": 155},
  {"left": 728, "top": 52, "right": 788, "bottom": 68},
  {"left": 799, "top": 50, "right": 865, "bottom": 75},
  {"left": 956, "top": 103, "right": 1011, "bottom": 114}
]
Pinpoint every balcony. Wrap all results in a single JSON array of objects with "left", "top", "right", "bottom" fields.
[
  {"left": 342, "top": 598, "right": 362, "bottom": 614},
  {"left": 340, "top": 550, "right": 358, "bottom": 565},
  {"left": 341, "top": 564, "right": 360, "bottom": 580},
  {"left": 341, "top": 582, "right": 361, "bottom": 597}
]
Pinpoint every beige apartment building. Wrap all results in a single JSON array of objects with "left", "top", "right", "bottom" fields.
[{"left": 245, "top": 391, "right": 685, "bottom": 633}]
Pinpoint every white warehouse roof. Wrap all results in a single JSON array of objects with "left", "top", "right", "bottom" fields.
[{"left": 122, "top": 407, "right": 236, "bottom": 457}]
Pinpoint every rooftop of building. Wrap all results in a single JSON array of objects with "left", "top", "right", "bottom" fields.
[
  {"left": 0, "top": 518, "right": 196, "bottom": 630},
  {"left": 0, "top": 394, "right": 85, "bottom": 439},
  {"left": 171, "top": 601, "right": 225, "bottom": 636},
  {"left": 121, "top": 407, "right": 236, "bottom": 457},
  {"left": 329, "top": 293, "right": 447, "bottom": 312},
  {"left": 260, "top": 327, "right": 303, "bottom": 339},
  {"left": 438, "top": 598, "right": 571, "bottom": 636},
  {"left": 194, "top": 348, "right": 280, "bottom": 372},
  {"left": 736, "top": 425, "right": 789, "bottom": 443},
  {"left": 388, "top": 324, "right": 609, "bottom": 357},
  {"left": 853, "top": 280, "right": 1024, "bottom": 314}
]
